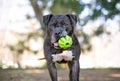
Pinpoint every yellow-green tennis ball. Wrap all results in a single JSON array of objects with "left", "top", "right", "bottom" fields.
[{"left": 58, "top": 35, "right": 73, "bottom": 49}]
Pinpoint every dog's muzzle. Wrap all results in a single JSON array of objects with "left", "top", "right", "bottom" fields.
[{"left": 51, "top": 29, "right": 67, "bottom": 49}]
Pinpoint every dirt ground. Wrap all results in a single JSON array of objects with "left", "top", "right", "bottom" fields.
[{"left": 0, "top": 69, "right": 120, "bottom": 81}]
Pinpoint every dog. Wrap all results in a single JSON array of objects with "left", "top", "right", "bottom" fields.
[{"left": 43, "top": 14, "right": 81, "bottom": 81}]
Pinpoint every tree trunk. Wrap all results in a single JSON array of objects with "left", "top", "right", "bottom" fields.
[{"left": 29, "top": 0, "right": 45, "bottom": 31}]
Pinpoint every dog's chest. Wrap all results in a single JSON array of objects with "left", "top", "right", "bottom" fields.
[{"left": 52, "top": 50, "right": 74, "bottom": 62}]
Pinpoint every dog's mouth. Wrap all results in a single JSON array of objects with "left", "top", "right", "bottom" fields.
[
  {"left": 53, "top": 42, "right": 59, "bottom": 47},
  {"left": 52, "top": 42, "right": 59, "bottom": 49},
  {"left": 51, "top": 35, "right": 66, "bottom": 49}
]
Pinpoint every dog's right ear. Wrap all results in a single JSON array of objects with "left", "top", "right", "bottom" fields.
[
  {"left": 43, "top": 14, "right": 53, "bottom": 26},
  {"left": 66, "top": 14, "right": 77, "bottom": 26}
]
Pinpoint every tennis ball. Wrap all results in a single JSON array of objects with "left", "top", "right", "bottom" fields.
[{"left": 58, "top": 35, "right": 73, "bottom": 49}]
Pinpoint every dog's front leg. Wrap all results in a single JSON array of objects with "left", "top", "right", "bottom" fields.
[
  {"left": 68, "top": 60, "right": 80, "bottom": 81},
  {"left": 47, "top": 62, "right": 58, "bottom": 81},
  {"left": 44, "top": 46, "right": 58, "bottom": 81}
]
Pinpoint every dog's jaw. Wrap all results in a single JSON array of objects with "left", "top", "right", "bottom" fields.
[{"left": 52, "top": 51, "right": 74, "bottom": 62}]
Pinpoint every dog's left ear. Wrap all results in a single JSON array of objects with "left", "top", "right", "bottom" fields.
[
  {"left": 43, "top": 14, "right": 53, "bottom": 26},
  {"left": 66, "top": 14, "right": 77, "bottom": 26}
]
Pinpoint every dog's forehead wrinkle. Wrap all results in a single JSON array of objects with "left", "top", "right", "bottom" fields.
[{"left": 51, "top": 15, "right": 69, "bottom": 22}]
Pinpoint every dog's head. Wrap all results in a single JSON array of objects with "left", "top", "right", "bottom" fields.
[{"left": 43, "top": 14, "right": 77, "bottom": 48}]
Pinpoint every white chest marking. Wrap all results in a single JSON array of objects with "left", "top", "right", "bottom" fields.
[{"left": 52, "top": 50, "right": 74, "bottom": 62}]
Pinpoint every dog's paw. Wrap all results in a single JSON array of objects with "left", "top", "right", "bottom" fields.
[
  {"left": 63, "top": 53, "right": 75, "bottom": 61},
  {"left": 61, "top": 51, "right": 75, "bottom": 61},
  {"left": 52, "top": 54, "right": 63, "bottom": 62}
]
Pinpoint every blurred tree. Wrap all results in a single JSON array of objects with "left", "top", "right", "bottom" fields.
[
  {"left": 8, "top": 31, "right": 42, "bottom": 68},
  {"left": 30, "top": 0, "right": 44, "bottom": 31},
  {"left": 0, "top": 61, "right": 3, "bottom": 68},
  {"left": 30, "top": 0, "right": 120, "bottom": 27},
  {"left": 9, "top": 40, "right": 30, "bottom": 68},
  {"left": 29, "top": 0, "right": 120, "bottom": 51}
]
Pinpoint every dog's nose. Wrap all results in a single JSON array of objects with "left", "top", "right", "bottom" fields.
[{"left": 55, "top": 31, "right": 61, "bottom": 36}]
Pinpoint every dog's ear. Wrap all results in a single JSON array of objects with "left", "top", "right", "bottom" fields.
[
  {"left": 43, "top": 14, "right": 53, "bottom": 26},
  {"left": 66, "top": 14, "right": 77, "bottom": 26}
]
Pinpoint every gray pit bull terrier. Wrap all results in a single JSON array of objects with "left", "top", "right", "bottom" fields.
[{"left": 43, "top": 14, "right": 81, "bottom": 81}]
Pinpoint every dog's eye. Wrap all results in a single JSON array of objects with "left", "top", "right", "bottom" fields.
[
  {"left": 49, "top": 22, "right": 57, "bottom": 26},
  {"left": 50, "top": 23, "right": 58, "bottom": 26},
  {"left": 66, "top": 28, "right": 69, "bottom": 31},
  {"left": 62, "top": 22, "right": 67, "bottom": 26},
  {"left": 61, "top": 21, "right": 66, "bottom": 25},
  {"left": 64, "top": 23, "right": 68, "bottom": 26},
  {"left": 49, "top": 24, "right": 54, "bottom": 26},
  {"left": 62, "top": 22, "right": 68, "bottom": 25}
]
